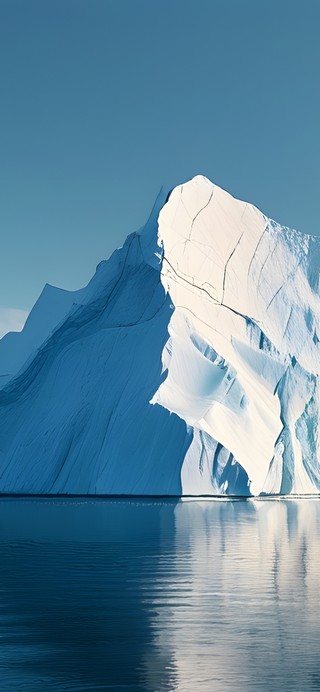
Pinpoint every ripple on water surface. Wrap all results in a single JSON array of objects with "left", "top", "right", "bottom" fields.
[{"left": 0, "top": 496, "right": 319, "bottom": 691}]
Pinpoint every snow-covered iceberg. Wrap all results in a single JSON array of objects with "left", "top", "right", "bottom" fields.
[{"left": 0, "top": 175, "right": 319, "bottom": 496}]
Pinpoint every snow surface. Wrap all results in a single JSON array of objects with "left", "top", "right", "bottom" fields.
[{"left": 0, "top": 176, "right": 319, "bottom": 495}]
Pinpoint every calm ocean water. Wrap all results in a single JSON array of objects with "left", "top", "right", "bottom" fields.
[{"left": 0, "top": 497, "right": 319, "bottom": 691}]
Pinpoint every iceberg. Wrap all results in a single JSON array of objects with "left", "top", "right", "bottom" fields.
[{"left": 0, "top": 175, "right": 319, "bottom": 496}]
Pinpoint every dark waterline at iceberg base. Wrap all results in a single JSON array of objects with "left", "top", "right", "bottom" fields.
[{"left": 0, "top": 498, "right": 319, "bottom": 691}]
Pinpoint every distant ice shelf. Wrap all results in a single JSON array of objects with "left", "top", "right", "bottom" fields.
[{"left": 0, "top": 176, "right": 319, "bottom": 496}]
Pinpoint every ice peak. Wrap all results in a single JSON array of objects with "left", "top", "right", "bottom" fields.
[{"left": 0, "top": 175, "right": 319, "bottom": 497}]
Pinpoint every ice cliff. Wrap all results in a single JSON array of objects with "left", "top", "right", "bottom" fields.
[{"left": 0, "top": 175, "right": 319, "bottom": 495}]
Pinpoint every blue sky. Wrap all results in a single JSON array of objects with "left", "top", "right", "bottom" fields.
[{"left": 0, "top": 0, "right": 320, "bottom": 333}]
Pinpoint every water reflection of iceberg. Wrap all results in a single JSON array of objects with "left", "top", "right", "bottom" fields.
[
  {"left": 147, "top": 499, "right": 320, "bottom": 692},
  {"left": 0, "top": 498, "right": 319, "bottom": 691}
]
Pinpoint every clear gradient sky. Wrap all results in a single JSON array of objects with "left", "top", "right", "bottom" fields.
[{"left": 0, "top": 0, "right": 320, "bottom": 334}]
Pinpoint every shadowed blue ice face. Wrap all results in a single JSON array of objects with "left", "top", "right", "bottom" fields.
[
  {"left": 0, "top": 234, "right": 191, "bottom": 494},
  {"left": 0, "top": 185, "right": 250, "bottom": 496},
  {"left": 0, "top": 189, "right": 193, "bottom": 494}
]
